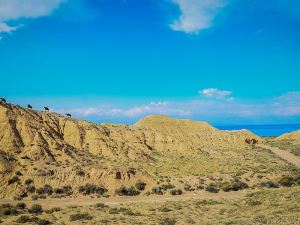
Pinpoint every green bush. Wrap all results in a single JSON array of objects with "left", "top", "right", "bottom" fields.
[
  {"left": 278, "top": 176, "right": 295, "bottom": 187},
  {"left": 69, "top": 212, "right": 93, "bottom": 221},
  {"left": 115, "top": 186, "right": 139, "bottom": 196},
  {"left": 135, "top": 181, "right": 146, "bottom": 191},
  {"left": 29, "top": 204, "right": 43, "bottom": 214}
]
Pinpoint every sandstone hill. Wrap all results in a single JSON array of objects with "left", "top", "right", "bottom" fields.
[
  {"left": 275, "top": 130, "right": 300, "bottom": 143},
  {"left": 0, "top": 101, "right": 261, "bottom": 199}
]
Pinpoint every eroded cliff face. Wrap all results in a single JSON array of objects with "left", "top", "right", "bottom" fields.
[{"left": 0, "top": 101, "right": 261, "bottom": 198}]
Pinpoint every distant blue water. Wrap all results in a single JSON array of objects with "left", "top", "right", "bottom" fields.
[{"left": 216, "top": 124, "right": 300, "bottom": 137}]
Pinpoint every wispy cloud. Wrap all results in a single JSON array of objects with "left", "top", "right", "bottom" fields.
[
  {"left": 48, "top": 91, "right": 300, "bottom": 124},
  {"left": 0, "top": 0, "right": 66, "bottom": 33},
  {"left": 170, "top": 0, "right": 226, "bottom": 34},
  {"left": 199, "top": 88, "right": 232, "bottom": 98}
]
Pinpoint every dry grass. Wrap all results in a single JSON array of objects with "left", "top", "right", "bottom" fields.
[{"left": 1, "top": 186, "right": 299, "bottom": 225}]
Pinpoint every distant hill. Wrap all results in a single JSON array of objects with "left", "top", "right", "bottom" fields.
[{"left": 276, "top": 130, "right": 300, "bottom": 143}]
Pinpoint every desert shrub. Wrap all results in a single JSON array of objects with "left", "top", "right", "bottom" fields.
[
  {"left": 76, "top": 170, "right": 85, "bottom": 177},
  {"left": 37, "top": 194, "right": 46, "bottom": 199},
  {"left": 94, "top": 203, "right": 108, "bottom": 209},
  {"left": 135, "top": 181, "right": 146, "bottom": 191},
  {"left": 161, "top": 184, "right": 175, "bottom": 191},
  {"left": 152, "top": 186, "right": 163, "bottom": 195},
  {"left": 16, "top": 202, "right": 27, "bottom": 209},
  {"left": 69, "top": 212, "right": 93, "bottom": 221},
  {"left": 36, "top": 218, "right": 51, "bottom": 225},
  {"left": 278, "top": 176, "right": 295, "bottom": 187},
  {"left": 0, "top": 204, "right": 12, "bottom": 209},
  {"left": 261, "top": 181, "right": 279, "bottom": 188},
  {"left": 15, "top": 171, "right": 23, "bottom": 176},
  {"left": 220, "top": 181, "right": 249, "bottom": 192},
  {"left": 45, "top": 207, "right": 61, "bottom": 214},
  {"left": 159, "top": 207, "right": 172, "bottom": 212},
  {"left": 95, "top": 186, "right": 108, "bottom": 195},
  {"left": 32, "top": 195, "right": 38, "bottom": 201},
  {"left": 205, "top": 184, "right": 220, "bottom": 193},
  {"left": 14, "top": 196, "right": 23, "bottom": 201},
  {"left": 29, "top": 204, "right": 43, "bottom": 214},
  {"left": 170, "top": 188, "right": 183, "bottom": 196},
  {"left": 16, "top": 215, "right": 31, "bottom": 223},
  {"left": 54, "top": 188, "right": 63, "bottom": 194},
  {"left": 62, "top": 185, "right": 73, "bottom": 195},
  {"left": 159, "top": 218, "right": 176, "bottom": 225},
  {"left": 78, "top": 184, "right": 106, "bottom": 195},
  {"left": 115, "top": 186, "right": 139, "bottom": 196},
  {"left": 184, "top": 184, "right": 192, "bottom": 191},
  {"left": 25, "top": 179, "right": 33, "bottom": 186},
  {"left": 36, "top": 185, "right": 53, "bottom": 195},
  {"left": 293, "top": 175, "right": 300, "bottom": 184},
  {"left": 26, "top": 185, "right": 36, "bottom": 193},
  {"left": 78, "top": 183, "right": 96, "bottom": 195},
  {"left": 108, "top": 207, "right": 140, "bottom": 215},
  {"left": 0, "top": 207, "right": 18, "bottom": 216},
  {"left": 8, "top": 176, "right": 20, "bottom": 185}
]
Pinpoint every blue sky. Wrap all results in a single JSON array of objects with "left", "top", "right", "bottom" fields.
[{"left": 0, "top": 0, "right": 300, "bottom": 125}]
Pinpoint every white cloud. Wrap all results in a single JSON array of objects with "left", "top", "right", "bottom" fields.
[
  {"left": 0, "top": 0, "right": 65, "bottom": 33},
  {"left": 170, "top": 0, "right": 226, "bottom": 34},
  {"left": 0, "top": 22, "right": 17, "bottom": 33},
  {"left": 200, "top": 88, "right": 232, "bottom": 98},
  {"left": 52, "top": 91, "right": 300, "bottom": 125}
]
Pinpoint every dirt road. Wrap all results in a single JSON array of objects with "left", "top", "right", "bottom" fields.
[
  {"left": 258, "top": 144, "right": 300, "bottom": 168},
  {"left": 0, "top": 189, "right": 250, "bottom": 208}
]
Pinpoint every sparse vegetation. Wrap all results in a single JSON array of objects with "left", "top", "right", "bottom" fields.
[
  {"left": 261, "top": 181, "right": 279, "bottom": 188},
  {"left": 135, "top": 181, "right": 146, "bottom": 191},
  {"left": 170, "top": 188, "right": 183, "bottom": 195},
  {"left": 24, "top": 179, "right": 33, "bottom": 186},
  {"left": 78, "top": 183, "right": 107, "bottom": 195},
  {"left": 219, "top": 180, "right": 249, "bottom": 192},
  {"left": 36, "top": 185, "right": 53, "bottom": 195},
  {"left": 278, "top": 176, "right": 295, "bottom": 187},
  {"left": 159, "top": 218, "right": 176, "bottom": 225},
  {"left": 15, "top": 202, "right": 26, "bottom": 209},
  {"left": 29, "top": 204, "right": 43, "bottom": 214},
  {"left": 8, "top": 176, "right": 20, "bottom": 185},
  {"left": 69, "top": 212, "right": 93, "bottom": 221},
  {"left": 205, "top": 184, "right": 220, "bottom": 193},
  {"left": 115, "top": 186, "right": 139, "bottom": 196},
  {"left": 16, "top": 215, "right": 31, "bottom": 223}
]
